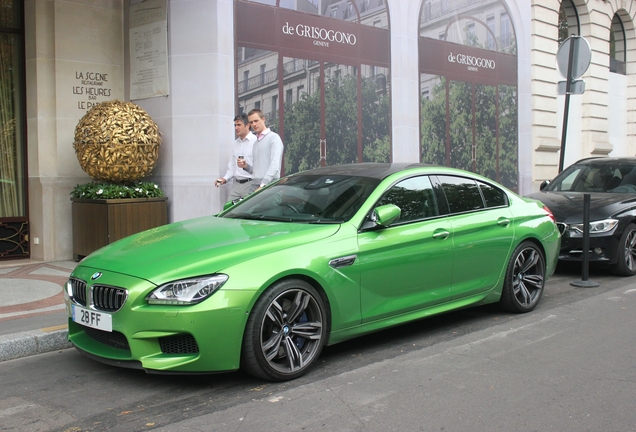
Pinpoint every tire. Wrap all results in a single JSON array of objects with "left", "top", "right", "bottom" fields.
[
  {"left": 499, "top": 241, "right": 546, "bottom": 313},
  {"left": 241, "top": 279, "right": 326, "bottom": 381},
  {"left": 611, "top": 223, "right": 636, "bottom": 276}
]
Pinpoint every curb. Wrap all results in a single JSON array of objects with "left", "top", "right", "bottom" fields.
[{"left": 0, "top": 328, "right": 72, "bottom": 362}]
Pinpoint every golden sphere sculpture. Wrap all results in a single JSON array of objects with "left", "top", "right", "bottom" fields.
[{"left": 73, "top": 100, "right": 161, "bottom": 183}]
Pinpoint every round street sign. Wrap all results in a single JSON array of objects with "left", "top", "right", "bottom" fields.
[{"left": 556, "top": 36, "right": 592, "bottom": 80}]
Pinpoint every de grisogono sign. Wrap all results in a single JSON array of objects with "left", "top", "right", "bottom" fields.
[
  {"left": 282, "top": 21, "right": 357, "bottom": 48},
  {"left": 420, "top": 38, "right": 516, "bottom": 86},
  {"left": 235, "top": 2, "right": 390, "bottom": 67},
  {"left": 447, "top": 52, "right": 496, "bottom": 71}
]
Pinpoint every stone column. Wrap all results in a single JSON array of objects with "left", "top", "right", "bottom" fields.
[
  {"left": 530, "top": 1, "right": 561, "bottom": 188},
  {"left": 25, "top": 0, "right": 124, "bottom": 260},
  {"left": 129, "top": 0, "right": 235, "bottom": 221},
  {"left": 581, "top": 8, "right": 612, "bottom": 156},
  {"left": 388, "top": 0, "right": 421, "bottom": 163}
]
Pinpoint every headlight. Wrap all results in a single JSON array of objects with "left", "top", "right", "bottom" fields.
[
  {"left": 569, "top": 219, "right": 618, "bottom": 234},
  {"left": 146, "top": 274, "right": 229, "bottom": 305}
]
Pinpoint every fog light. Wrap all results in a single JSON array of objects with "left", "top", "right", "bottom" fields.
[{"left": 593, "top": 247, "right": 603, "bottom": 255}]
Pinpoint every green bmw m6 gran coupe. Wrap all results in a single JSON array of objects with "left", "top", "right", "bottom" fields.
[{"left": 65, "top": 163, "right": 560, "bottom": 381}]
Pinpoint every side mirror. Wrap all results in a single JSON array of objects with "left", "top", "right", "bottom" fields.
[
  {"left": 539, "top": 180, "right": 551, "bottom": 191},
  {"left": 372, "top": 204, "right": 401, "bottom": 227}
]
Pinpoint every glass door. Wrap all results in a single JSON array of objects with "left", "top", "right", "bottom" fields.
[{"left": 0, "top": 0, "right": 28, "bottom": 259}]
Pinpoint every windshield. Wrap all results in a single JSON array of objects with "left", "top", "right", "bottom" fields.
[
  {"left": 221, "top": 174, "right": 380, "bottom": 223},
  {"left": 546, "top": 162, "right": 636, "bottom": 193}
]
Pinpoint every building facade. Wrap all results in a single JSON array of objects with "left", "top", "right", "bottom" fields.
[{"left": 0, "top": 0, "right": 633, "bottom": 262}]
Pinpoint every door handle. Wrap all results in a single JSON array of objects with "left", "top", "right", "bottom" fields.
[
  {"left": 432, "top": 229, "right": 450, "bottom": 240},
  {"left": 497, "top": 217, "right": 511, "bottom": 227}
]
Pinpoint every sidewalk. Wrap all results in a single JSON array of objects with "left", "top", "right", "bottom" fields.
[{"left": 0, "top": 259, "right": 77, "bottom": 362}]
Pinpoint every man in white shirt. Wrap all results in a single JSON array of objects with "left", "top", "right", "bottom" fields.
[
  {"left": 238, "top": 109, "right": 284, "bottom": 193},
  {"left": 216, "top": 113, "right": 256, "bottom": 201}
]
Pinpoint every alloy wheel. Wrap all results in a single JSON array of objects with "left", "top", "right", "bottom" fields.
[
  {"left": 259, "top": 288, "right": 324, "bottom": 375},
  {"left": 512, "top": 246, "right": 544, "bottom": 307},
  {"left": 623, "top": 229, "right": 636, "bottom": 272}
]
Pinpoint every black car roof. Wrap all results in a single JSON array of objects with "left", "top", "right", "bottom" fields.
[
  {"left": 574, "top": 157, "right": 636, "bottom": 166},
  {"left": 295, "top": 163, "right": 431, "bottom": 180}
]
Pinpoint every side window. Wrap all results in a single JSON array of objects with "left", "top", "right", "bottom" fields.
[
  {"left": 376, "top": 176, "right": 439, "bottom": 223},
  {"left": 479, "top": 181, "right": 508, "bottom": 208},
  {"left": 436, "top": 175, "right": 484, "bottom": 214},
  {"left": 556, "top": 169, "right": 581, "bottom": 191}
]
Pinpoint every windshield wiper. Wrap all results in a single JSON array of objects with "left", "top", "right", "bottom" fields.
[
  {"left": 228, "top": 214, "right": 294, "bottom": 222},
  {"left": 306, "top": 219, "right": 342, "bottom": 224}
]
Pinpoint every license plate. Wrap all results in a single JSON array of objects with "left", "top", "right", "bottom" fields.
[{"left": 72, "top": 305, "right": 112, "bottom": 332}]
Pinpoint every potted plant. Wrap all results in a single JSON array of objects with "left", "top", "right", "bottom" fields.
[{"left": 70, "top": 100, "right": 167, "bottom": 261}]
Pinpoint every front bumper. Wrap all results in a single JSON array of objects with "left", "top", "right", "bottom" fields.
[
  {"left": 65, "top": 266, "right": 255, "bottom": 373},
  {"left": 558, "top": 229, "right": 620, "bottom": 265}
]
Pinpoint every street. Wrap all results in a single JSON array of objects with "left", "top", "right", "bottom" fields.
[{"left": 1, "top": 264, "right": 635, "bottom": 432}]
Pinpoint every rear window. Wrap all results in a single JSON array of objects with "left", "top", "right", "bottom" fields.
[
  {"left": 437, "top": 175, "right": 484, "bottom": 213},
  {"left": 479, "top": 181, "right": 508, "bottom": 207},
  {"left": 435, "top": 175, "right": 508, "bottom": 214}
]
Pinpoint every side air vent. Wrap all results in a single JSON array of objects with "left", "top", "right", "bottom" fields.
[{"left": 329, "top": 254, "right": 357, "bottom": 269}]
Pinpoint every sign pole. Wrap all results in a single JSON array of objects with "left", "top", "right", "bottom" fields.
[{"left": 558, "top": 36, "right": 578, "bottom": 173}]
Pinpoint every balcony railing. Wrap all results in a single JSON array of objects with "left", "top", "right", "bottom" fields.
[
  {"left": 421, "top": 0, "right": 484, "bottom": 23},
  {"left": 238, "top": 58, "right": 318, "bottom": 94}
]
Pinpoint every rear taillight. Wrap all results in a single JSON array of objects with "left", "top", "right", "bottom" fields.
[{"left": 543, "top": 205, "right": 557, "bottom": 223}]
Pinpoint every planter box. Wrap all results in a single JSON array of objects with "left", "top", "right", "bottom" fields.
[{"left": 71, "top": 197, "right": 168, "bottom": 261}]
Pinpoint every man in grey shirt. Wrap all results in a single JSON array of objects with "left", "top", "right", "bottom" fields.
[{"left": 238, "top": 109, "right": 284, "bottom": 193}]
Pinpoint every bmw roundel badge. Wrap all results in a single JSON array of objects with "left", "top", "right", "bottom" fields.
[{"left": 91, "top": 272, "right": 102, "bottom": 281}]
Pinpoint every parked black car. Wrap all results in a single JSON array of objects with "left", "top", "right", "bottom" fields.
[{"left": 527, "top": 157, "right": 636, "bottom": 276}]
